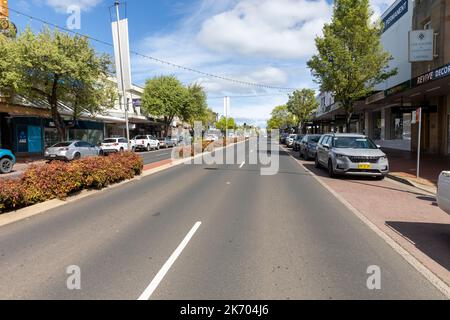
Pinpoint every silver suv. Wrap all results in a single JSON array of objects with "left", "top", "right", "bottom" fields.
[{"left": 315, "top": 133, "right": 389, "bottom": 179}]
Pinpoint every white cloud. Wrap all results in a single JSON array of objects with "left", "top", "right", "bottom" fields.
[
  {"left": 197, "top": 0, "right": 332, "bottom": 59},
  {"left": 44, "top": 0, "right": 103, "bottom": 12},
  {"left": 370, "top": 0, "right": 397, "bottom": 20}
]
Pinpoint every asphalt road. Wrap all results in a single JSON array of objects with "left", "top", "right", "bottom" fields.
[
  {"left": 0, "top": 141, "right": 445, "bottom": 299},
  {"left": 138, "top": 147, "right": 175, "bottom": 165}
]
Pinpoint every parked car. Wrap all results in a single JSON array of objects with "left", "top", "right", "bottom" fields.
[
  {"left": 292, "top": 135, "right": 305, "bottom": 151},
  {"left": 0, "top": 149, "right": 16, "bottom": 174},
  {"left": 164, "top": 136, "right": 178, "bottom": 148},
  {"left": 45, "top": 141, "right": 102, "bottom": 161},
  {"left": 204, "top": 134, "right": 219, "bottom": 142},
  {"left": 280, "top": 133, "right": 289, "bottom": 144},
  {"left": 132, "top": 135, "right": 160, "bottom": 152},
  {"left": 298, "top": 134, "right": 321, "bottom": 160},
  {"left": 315, "top": 133, "right": 389, "bottom": 179},
  {"left": 100, "top": 137, "right": 130, "bottom": 154},
  {"left": 437, "top": 171, "right": 450, "bottom": 215},
  {"left": 285, "top": 134, "right": 298, "bottom": 148}
]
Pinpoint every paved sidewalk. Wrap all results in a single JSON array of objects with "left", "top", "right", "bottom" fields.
[
  {"left": 383, "top": 148, "right": 449, "bottom": 192},
  {"left": 288, "top": 149, "right": 450, "bottom": 289},
  {"left": 0, "top": 160, "right": 47, "bottom": 180}
]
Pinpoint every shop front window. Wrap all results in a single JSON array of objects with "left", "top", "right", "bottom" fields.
[
  {"left": 391, "top": 112, "right": 411, "bottom": 140},
  {"left": 44, "top": 128, "right": 61, "bottom": 148}
]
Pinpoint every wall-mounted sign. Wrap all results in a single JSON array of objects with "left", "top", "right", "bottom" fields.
[
  {"left": 0, "top": 0, "right": 8, "bottom": 18},
  {"left": 383, "top": 0, "right": 408, "bottom": 33},
  {"left": 412, "top": 63, "right": 450, "bottom": 87},
  {"left": 365, "top": 91, "right": 386, "bottom": 104},
  {"left": 385, "top": 80, "right": 411, "bottom": 96},
  {"left": 409, "top": 29, "right": 434, "bottom": 62},
  {"left": 132, "top": 98, "right": 142, "bottom": 107}
]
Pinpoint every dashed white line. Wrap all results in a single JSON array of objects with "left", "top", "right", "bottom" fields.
[{"left": 137, "top": 221, "right": 202, "bottom": 300}]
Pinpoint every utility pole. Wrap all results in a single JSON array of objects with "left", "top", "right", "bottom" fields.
[{"left": 114, "top": 1, "right": 130, "bottom": 149}]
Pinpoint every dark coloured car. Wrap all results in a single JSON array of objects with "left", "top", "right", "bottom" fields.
[
  {"left": 280, "top": 133, "right": 289, "bottom": 144},
  {"left": 299, "top": 135, "right": 321, "bottom": 160},
  {"left": 292, "top": 135, "right": 305, "bottom": 151}
]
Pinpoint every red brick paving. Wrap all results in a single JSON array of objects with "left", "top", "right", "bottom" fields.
[{"left": 293, "top": 152, "right": 450, "bottom": 287}]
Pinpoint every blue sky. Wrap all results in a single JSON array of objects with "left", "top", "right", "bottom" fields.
[{"left": 9, "top": 0, "right": 396, "bottom": 126}]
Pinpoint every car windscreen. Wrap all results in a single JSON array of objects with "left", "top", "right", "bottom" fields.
[
  {"left": 103, "top": 139, "right": 117, "bottom": 143},
  {"left": 135, "top": 136, "right": 147, "bottom": 140},
  {"left": 52, "top": 142, "right": 72, "bottom": 147},
  {"left": 309, "top": 136, "right": 321, "bottom": 143},
  {"left": 332, "top": 137, "right": 378, "bottom": 149}
]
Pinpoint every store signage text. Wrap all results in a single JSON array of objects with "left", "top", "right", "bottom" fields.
[
  {"left": 413, "top": 63, "right": 450, "bottom": 86},
  {"left": 383, "top": 0, "right": 408, "bottom": 33}
]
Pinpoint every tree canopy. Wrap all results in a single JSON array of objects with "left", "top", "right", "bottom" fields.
[
  {"left": 307, "top": 0, "right": 395, "bottom": 130},
  {"left": 0, "top": 27, "right": 116, "bottom": 139},
  {"left": 266, "top": 105, "right": 296, "bottom": 130},
  {"left": 215, "top": 116, "right": 237, "bottom": 132},
  {"left": 286, "top": 89, "right": 318, "bottom": 128}
]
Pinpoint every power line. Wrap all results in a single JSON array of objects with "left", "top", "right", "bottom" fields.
[{"left": 2, "top": 4, "right": 297, "bottom": 92}]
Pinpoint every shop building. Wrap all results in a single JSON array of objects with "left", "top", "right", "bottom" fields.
[{"left": 366, "top": 0, "right": 450, "bottom": 155}]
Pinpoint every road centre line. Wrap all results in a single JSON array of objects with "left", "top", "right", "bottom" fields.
[{"left": 137, "top": 221, "right": 202, "bottom": 300}]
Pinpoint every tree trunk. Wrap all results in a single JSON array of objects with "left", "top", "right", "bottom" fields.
[
  {"left": 346, "top": 111, "right": 353, "bottom": 133},
  {"left": 49, "top": 75, "right": 66, "bottom": 141}
]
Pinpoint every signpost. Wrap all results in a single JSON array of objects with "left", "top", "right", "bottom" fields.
[{"left": 416, "top": 108, "right": 422, "bottom": 179}]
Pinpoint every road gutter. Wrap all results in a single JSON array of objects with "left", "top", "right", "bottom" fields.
[{"left": 283, "top": 146, "right": 450, "bottom": 299}]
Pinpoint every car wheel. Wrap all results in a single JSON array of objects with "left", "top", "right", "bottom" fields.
[
  {"left": 73, "top": 152, "right": 81, "bottom": 160},
  {"left": 157, "top": 144, "right": 160, "bottom": 150},
  {"left": 315, "top": 155, "right": 321, "bottom": 168},
  {"left": 147, "top": 144, "right": 151, "bottom": 152},
  {"left": 328, "top": 160, "right": 336, "bottom": 178},
  {"left": 119, "top": 147, "right": 124, "bottom": 153},
  {"left": 375, "top": 175, "right": 385, "bottom": 181},
  {"left": 0, "top": 158, "right": 13, "bottom": 174},
  {"left": 99, "top": 150, "right": 104, "bottom": 156}
]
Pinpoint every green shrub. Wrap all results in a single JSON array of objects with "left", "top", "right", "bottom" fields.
[{"left": 0, "top": 152, "right": 143, "bottom": 214}]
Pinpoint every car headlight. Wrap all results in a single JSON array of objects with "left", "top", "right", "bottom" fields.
[{"left": 334, "top": 153, "right": 345, "bottom": 158}]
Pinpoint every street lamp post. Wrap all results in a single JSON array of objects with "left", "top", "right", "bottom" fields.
[{"left": 114, "top": 1, "right": 130, "bottom": 149}]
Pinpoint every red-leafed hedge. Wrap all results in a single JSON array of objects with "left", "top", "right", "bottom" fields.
[{"left": 0, "top": 152, "right": 143, "bottom": 214}]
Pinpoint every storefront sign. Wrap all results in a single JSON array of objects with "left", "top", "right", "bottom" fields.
[
  {"left": 365, "top": 91, "right": 385, "bottom": 104},
  {"left": 413, "top": 63, "right": 450, "bottom": 86},
  {"left": 409, "top": 29, "right": 434, "bottom": 62},
  {"left": 383, "top": 0, "right": 408, "bottom": 33},
  {"left": 385, "top": 80, "right": 411, "bottom": 96},
  {"left": 132, "top": 99, "right": 142, "bottom": 107}
]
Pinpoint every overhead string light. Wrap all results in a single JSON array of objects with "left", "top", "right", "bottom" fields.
[{"left": 2, "top": 4, "right": 297, "bottom": 92}]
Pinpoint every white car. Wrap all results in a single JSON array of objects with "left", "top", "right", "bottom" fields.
[
  {"left": 100, "top": 137, "right": 130, "bottom": 154},
  {"left": 204, "top": 134, "right": 219, "bottom": 142},
  {"left": 132, "top": 135, "right": 160, "bottom": 152},
  {"left": 437, "top": 171, "right": 450, "bottom": 215}
]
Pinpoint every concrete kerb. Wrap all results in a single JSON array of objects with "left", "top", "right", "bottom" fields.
[
  {"left": 283, "top": 146, "right": 450, "bottom": 299},
  {"left": 0, "top": 140, "right": 246, "bottom": 228}
]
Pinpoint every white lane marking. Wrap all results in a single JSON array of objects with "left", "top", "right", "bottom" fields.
[
  {"left": 239, "top": 161, "right": 245, "bottom": 168},
  {"left": 138, "top": 221, "right": 202, "bottom": 300},
  {"left": 283, "top": 146, "right": 450, "bottom": 299}
]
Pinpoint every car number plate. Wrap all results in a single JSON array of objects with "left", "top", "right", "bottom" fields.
[{"left": 358, "top": 163, "right": 371, "bottom": 170}]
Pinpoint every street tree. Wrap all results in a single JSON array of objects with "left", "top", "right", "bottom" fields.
[
  {"left": 266, "top": 105, "right": 295, "bottom": 130},
  {"left": 215, "top": 116, "right": 236, "bottom": 132},
  {"left": 183, "top": 83, "right": 208, "bottom": 127},
  {"left": 141, "top": 75, "right": 189, "bottom": 136},
  {"left": 307, "top": 0, "right": 396, "bottom": 131},
  {"left": 0, "top": 28, "right": 116, "bottom": 139},
  {"left": 286, "top": 89, "right": 318, "bottom": 132}
]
